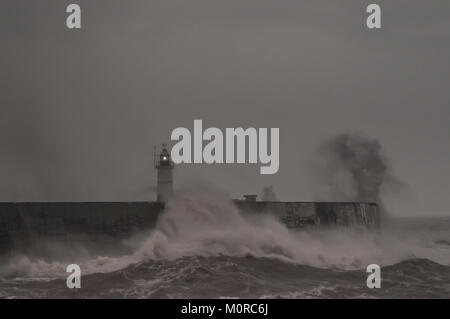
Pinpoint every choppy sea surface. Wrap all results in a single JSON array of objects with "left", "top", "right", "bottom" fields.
[{"left": 0, "top": 197, "right": 449, "bottom": 298}]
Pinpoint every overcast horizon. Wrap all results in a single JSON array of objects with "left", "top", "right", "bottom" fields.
[{"left": 1, "top": 1, "right": 449, "bottom": 216}]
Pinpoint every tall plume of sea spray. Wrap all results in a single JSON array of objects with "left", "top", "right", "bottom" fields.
[{"left": 308, "top": 133, "right": 406, "bottom": 222}]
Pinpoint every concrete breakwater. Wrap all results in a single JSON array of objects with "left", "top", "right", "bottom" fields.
[
  {"left": 0, "top": 201, "right": 379, "bottom": 255},
  {"left": 236, "top": 201, "right": 380, "bottom": 229}
]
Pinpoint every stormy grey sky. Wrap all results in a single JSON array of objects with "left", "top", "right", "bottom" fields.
[{"left": 0, "top": 1, "right": 449, "bottom": 216}]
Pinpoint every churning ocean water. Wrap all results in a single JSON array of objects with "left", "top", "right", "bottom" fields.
[{"left": 0, "top": 196, "right": 449, "bottom": 299}]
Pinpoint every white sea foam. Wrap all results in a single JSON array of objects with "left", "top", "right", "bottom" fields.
[{"left": 1, "top": 188, "right": 449, "bottom": 279}]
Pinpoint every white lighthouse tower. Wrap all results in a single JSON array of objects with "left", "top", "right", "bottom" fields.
[{"left": 156, "top": 144, "right": 174, "bottom": 202}]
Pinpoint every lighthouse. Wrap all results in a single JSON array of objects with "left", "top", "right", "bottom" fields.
[{"left": 156, "top": 144, "right": 174, "bottom": 202}]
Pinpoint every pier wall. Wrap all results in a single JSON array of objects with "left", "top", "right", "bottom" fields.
[
  {"left": 0, "top": 201, "right": 379, "bottom": 255},
  {"left": 235, "top": 201, "right": 380, "bottom": 229}
]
